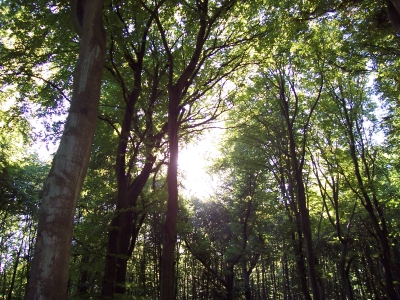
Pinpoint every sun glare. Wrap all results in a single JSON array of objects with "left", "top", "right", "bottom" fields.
[{"left": 178, "top": 128, "right": 224, "bottom": 200}]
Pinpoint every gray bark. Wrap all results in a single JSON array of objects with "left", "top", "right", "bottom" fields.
[{"left": 25, "top": 1, "right": 106, "bottom": 299}]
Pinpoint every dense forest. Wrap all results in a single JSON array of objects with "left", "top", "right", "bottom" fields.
[{"left": 1, "top": 0, "right": 400, "bottom": 299}]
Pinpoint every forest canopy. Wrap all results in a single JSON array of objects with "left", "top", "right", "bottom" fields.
[{"left": 1, "top": 0, "right": 400, "bottom": 299}]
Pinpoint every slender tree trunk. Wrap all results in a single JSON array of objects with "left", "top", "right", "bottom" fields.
[
  {"left": 102, "top": 187, "right": 127, "bottom": 298},
  {"left": 295, "top": 235, "right": 311, "bottom": 300},
  {"left": 287, "top": 118, "right": 321, "bottom": 300},
  {"left": 25, "top": 2, "right": 106, "bottom": 299},
  {"left": 102, "top": 62, "right": 142, "bottom": 297},
  {"left": 76, "top": 255, "right": 89, "bottom": 296},
  {"left": 7, "top": 243, "right": 22, "bottom": 300},
  {"left": 161, "top": 90, "right": 180, "bottom": 300},
  {"left": 101, "top": 42, "right": 161, "bottom": 295},
  {"left": 287, "top": 197, "right": 311, "bottom": 299},
  {"left": 293, "top": 165, "right": 321, "bottom": 300},
  {"left": 282, "top": 253, "right": 291, "bottom": 300},
  {"left": 270, "top": 262, "right": 277, "bottom": 299},
  {"left": 2, "top": 270, "right": 7, "bottom": 299}
]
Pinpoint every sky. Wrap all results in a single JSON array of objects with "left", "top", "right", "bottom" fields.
[{"left": 178, "top": 127, "right": 224, "bottom": 199}]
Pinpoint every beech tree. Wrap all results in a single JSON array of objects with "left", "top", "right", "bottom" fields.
[
  {"left": 141, "top": 1, "right": 254, "bottom": 298},
  {"left": 25, "top": 1, "right": 106, "bottom": 299},
  {"left": 95, "top": 0, "right": 247, "bottom": 296},
  {"left": 1, "top": 0, "right": 400, "bottom": 299}
]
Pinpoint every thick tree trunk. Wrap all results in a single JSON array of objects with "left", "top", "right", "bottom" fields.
[
  {"left": 225, "top": 265, "right": 235, "bottom": 300},
  {"left": 115, "top": 213, "right": 146, "bottom": 294},
  {"left": 339, "top": 243, "right": 354, "bottom": 300},
  {"left": 25, "top": 1, "right": 106, "bottom": 299},
  {"left": 102, "top": 160, "right": 154, "bottom": 298},
  {"left": 242, "top": 262, "right": 252, "bottom": 300}
]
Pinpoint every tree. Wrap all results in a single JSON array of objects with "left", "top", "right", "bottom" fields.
[
  {"left": 98, "top": 0, "right": 243, "bottom": 296},
  {"left": 25, "top": 1, "right": 106, "bottom": 299},
  {"left": 142, "top": 1, "right": 252, "bottom": 298},
  {"left": 99, "top": 2, "right": 168, "bottom": 296},
  {"left": 231, "top": 50, "right": 325, "bottom": 298},
  {"left": 2, "top": 0, "right": 400, "bottom": 298},
  {"left": 0, "top": 156, "right": 48, "bottom": 300},
  {"left": 326, "top": 74, "right": 399, "bottom": 299}
]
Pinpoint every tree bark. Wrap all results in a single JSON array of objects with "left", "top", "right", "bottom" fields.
[
  {"left": 102, "top": 159, "right": 154, "bottom": 298},
  {"left": 159, "top": 1, "right": 208, "bottom": 296},
  {"left": 161, "top": 90, "right": 180, "bottom": 300},
  {"left": 25, "top": 1, "right": 106, "bottom": 299},
  {"left": 242, "top": 262, "right": 252, "bottom": 300},
  {"left": 387, "top": 0, "right": 400, "bottom": 34},
  {"left": 280, "top": 164, "right": 311, "bottom": 300},
  {"left": 156, "top": 1, "right": 240, "bottom": 297},
  {"left": 7, "top": 242, "right": 22, "bottom": 300},
  {"left": 279, "top": 70, "right": 323, "bottom": 300},
  {"left": 288, "top": 130, "right": 322, "bottom": 300}
]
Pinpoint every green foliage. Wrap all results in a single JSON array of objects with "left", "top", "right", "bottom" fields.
[
  {"left": 0, "top": 154, "right": 49, "bottom": 299},
  {"left": 1, "top": 0, "right": 400, "bottom": 298}
]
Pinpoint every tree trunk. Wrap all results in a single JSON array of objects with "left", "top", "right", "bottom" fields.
[
  {"left": 292, "top": 154, "right": 322, "bottom": 300},
  {"left": 103, "top": 171, "right": 160, "bottom": 295},
  {"left": 102, "top": 160, "right": 154, "bottom": 298},
  {"left": 280, "top": 166, "right": 311, "bottom": 300},
  {"left": 115, "top": 211, "right": 146, "bottom": 294},
  {"left": 339, "top": 243, "right": 354, "bottom": 300},
  {"left": 295, "top": 235, "right": 311, "bottom": 300},
  {"left": 242, "top": 262, "right": 252, "bottom": 300},
  {"left": 25, "top": 1, "right": 106, "bottom": 299},
  {"left": 286, "top": 109, "right": 321, "bottom": 300},
  {"left": 387, "top": 0, "right": 400, "bottom": 34},
  {"left": 161, "top": 90, "right": 180, "bottom": 300},
  {"left": 225, "top": 265, "right": 234, "bottom": 300},
  {"left": 7, "top": 243, "right": 22, "bottom": 300},
  {"left": 76, "top": 255, "right": 89, "bottom": 296}
]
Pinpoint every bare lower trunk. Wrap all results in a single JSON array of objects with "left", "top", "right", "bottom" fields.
[
  {"left": 288, "top": 133, "right": 321, "bottom": 300},
  {"left": 102, "top": 208, "right": 126, "bottom": 298},
  {"left": 25, "top": 2, "right": 106, "bottom": 299},
  {"left": 296, "top": 180, "right": 321, "bottom": 300},
  {"left": 102, "top": 158, "right": 155, "bottom": 298},
  {"left": 225, "top": 266, "right": 234, "bottom": 300},
  {"left": 161, "top": 93, "right": 180, "bottom": 300},
  {"left": 295, "top": 234, "right": 311, "bottom": 300},
  {"left": 7, "top": 242, "right": 22, "bottom": 300},
  {"left": 242, "top": 262, "right": 252, "bottom": 300},
  {"left": 339, "top": 243, "right": 354, "bottom": 300}
]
